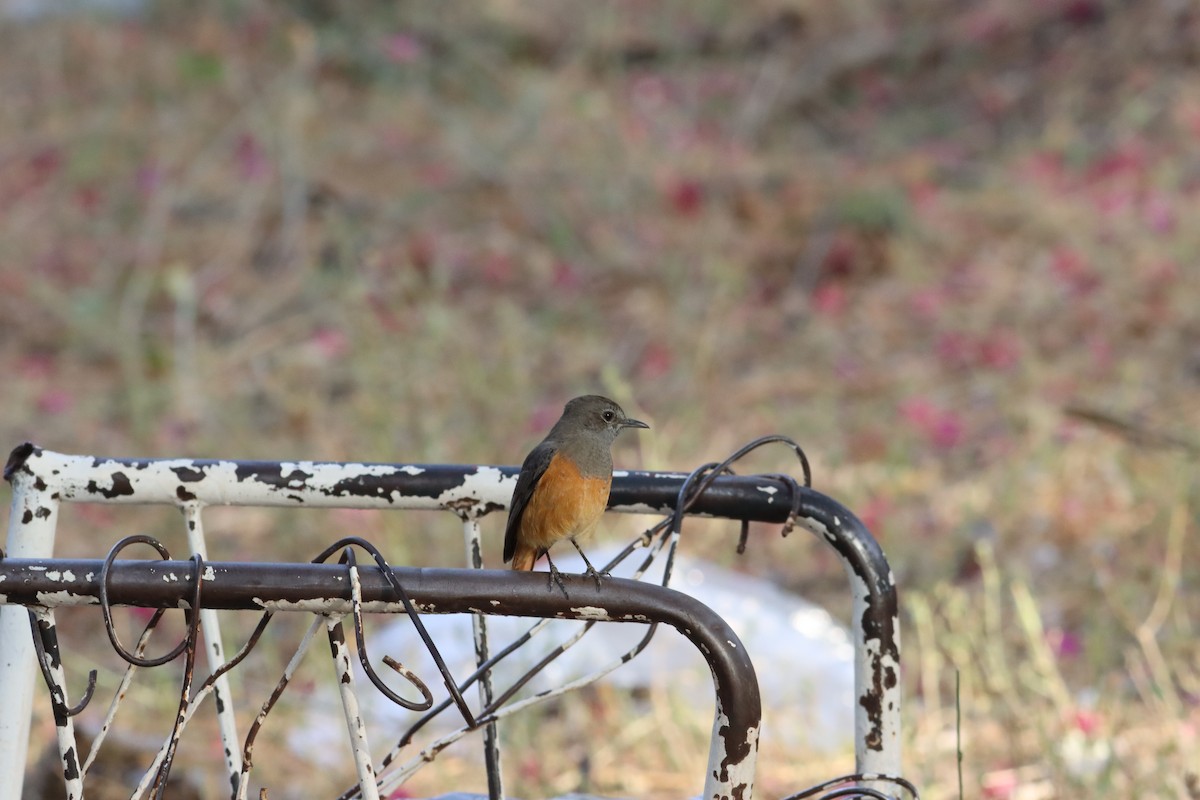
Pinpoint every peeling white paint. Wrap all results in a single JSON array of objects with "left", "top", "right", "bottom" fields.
[
  {"left": 570, "top": 605, "right": 612, "bottom": 620},
  {"left": 433, "top": 465, "right": 511, "bottom": 511},
  {"left": 704, "top": 704, "right": 759, "bottom": 800},
  {"left": 34, "top": 591, "right": 93, "bottom": 606},
  {"left": 202, "top": 566, "right": 216, "bottom": 581}
]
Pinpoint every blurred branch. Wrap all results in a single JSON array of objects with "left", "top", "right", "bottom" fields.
[{"left": 1063, "top": 404, "right": 1199, "bottom": 455}]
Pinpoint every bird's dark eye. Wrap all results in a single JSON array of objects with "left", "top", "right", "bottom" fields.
[{"left": 602, "top": 410, "right": 615, "bottom": 422}]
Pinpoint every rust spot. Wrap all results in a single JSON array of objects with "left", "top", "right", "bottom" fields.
[
  {"left": 176, "top": 485, "right": 197, "bottom": 502},
  {"left": 21, "top": 509, "right": 32, "bottom": 524},
  {"left": 35, "top": 506, "right": 52, "bottom": 519}
]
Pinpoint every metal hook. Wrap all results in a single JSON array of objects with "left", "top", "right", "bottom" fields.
[
  {"left": 312, "top": 537, "right": 473, "bottom": 725},
  {"left": 341, "top": 547, "right": 434, "bottom": 712},
  {"left": 27, "top": 610, "right": 97, "bottom": 717}
]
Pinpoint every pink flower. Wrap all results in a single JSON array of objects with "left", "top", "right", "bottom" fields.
[
  {"left": 551, "top": 260, "right": 583, "bottom": 292},
  {"left": 667, "top": 178, "right": 705, "bottom": 217},
  {"left": 900, "top": 397, "right": 965, "bottom": 450},
  {"left": 928, "top": 411, "right": 964, "bottom": 449},
  {"left": 383, "top": 33, "right": 424, "bottom": 65},
  {"left": 811, "top": 283, "right": 846, "bottom": 316},
  {"left": 481, "top": 252, "right": 514, "bottom": 285},
  {"left": 978, "top": 330, "right": 1022, "bottom": 371},
  {"left": 234, "top": 133, "right": 270, "bottom": 181},
  {"left": 908, "top": 287, "right": 947, "bottom": 320},
  {"left": 36, "top": 389, "right": 73, "bottom": 415},
  {"left": 638, "top": 342, "right": 673, "bottom": 380},
  {"left": 1050, "top": 248, "right": 1099, "bottom": 295},
  {"left": 136, "top": 163, "right": 163, "bottom": 198},
  {"left": 900, "top": 397, "right": 938, "bottom": 430},
  {"left": 1073, "top": 709, "right": 1102, "bottom": 736},
  {"left": 857, "top": 496, "right": 889, "bottom": 537},
  {"left": 982, "top": 769, "right": 1018, "bottom": 799},
  {"left": 1142, "top": 192, "right": 1176, "bottom": 234},
  {"left": 935, "top": 331, "right": 974, "bottom": 369},
  {"left": 1048, "top": 628, "right": 1082, "bottom": 659},
  {"left": 310, "top": 327, "right": 349, "bottom": 359}
]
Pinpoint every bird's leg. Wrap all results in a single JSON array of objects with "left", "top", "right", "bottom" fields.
[
  {"left": 542, "top": 550, "right": 569, "bottom": 597},
  {"left": 569, "top": 539, "right": 604, "bottom": 588}
]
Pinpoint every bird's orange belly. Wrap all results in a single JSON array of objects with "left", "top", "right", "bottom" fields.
[{"left": 521, "top": 454, "right": 611, "bottom": 551}]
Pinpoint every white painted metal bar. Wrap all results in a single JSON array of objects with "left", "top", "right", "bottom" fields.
[
  {"left": 328, "top": 611, "right": 382, "bottom": 800},
  {"left": 180, "top": 504, "right": 244, "bottom": 784},
  {"left": 0, "top": 471, "right": 60, "bottom": 800}
]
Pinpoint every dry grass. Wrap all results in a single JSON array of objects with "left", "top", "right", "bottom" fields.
[{"left": 3, "top": 2, "right": 1199, "bottom": 799}]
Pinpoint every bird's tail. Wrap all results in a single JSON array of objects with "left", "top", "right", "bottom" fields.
[{"left": 509, "top": 543, "right": 538, "bottom": 572}]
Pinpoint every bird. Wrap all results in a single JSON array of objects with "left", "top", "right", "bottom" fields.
[{"left": 503, "top": 395, "right": 648, "bottom": 593}]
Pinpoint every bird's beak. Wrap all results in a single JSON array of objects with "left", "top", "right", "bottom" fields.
[{"left": 622, "top": 417, "right": 649, "bottom": 430}]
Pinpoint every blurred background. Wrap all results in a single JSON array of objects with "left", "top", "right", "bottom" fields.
[{"left": 1, "top": 1, "right": 1198, "bottom": 798}]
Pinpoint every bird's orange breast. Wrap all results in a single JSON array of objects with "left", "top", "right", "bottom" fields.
[{"left": 520, "top": 452, "right": 611, "bottom": 551}]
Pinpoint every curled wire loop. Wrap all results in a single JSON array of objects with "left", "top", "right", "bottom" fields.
[
  {"left": 312, "top": 536, "right": 470, "bottom": 722},
  {"left": 99, "top": 535, "right": 194, "bottom": 668}
]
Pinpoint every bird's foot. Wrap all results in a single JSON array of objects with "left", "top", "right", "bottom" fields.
[
  {"left": 571, "top": 540, "right": 605, "bottom": 589},
  {"left": 544, "top": 553, "right": 570, "bottom": 598},
  {"left": 581, "top": 563, "right": 605, "bottom": 589}
]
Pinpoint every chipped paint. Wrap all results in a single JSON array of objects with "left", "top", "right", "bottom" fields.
[
  {"left": 35, "top": 591, "right": 93, "bottom": 607},
  {"left": 705, "top": 700, "right": 760, "bottom": 800},
  {"left": 570, "top": 605, "right": 613, "bottom": 620}
]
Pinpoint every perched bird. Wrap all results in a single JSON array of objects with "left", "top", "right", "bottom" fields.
[{"left": 504, "top": 395, "right": 648, "bottom": 592}]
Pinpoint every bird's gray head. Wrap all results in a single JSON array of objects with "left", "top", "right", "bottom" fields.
[{"left": 551, "top": 395, "right": 649, "bottom": 443}]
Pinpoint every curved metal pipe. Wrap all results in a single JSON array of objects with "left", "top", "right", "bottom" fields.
[{"left": 0, "top": 558, "right": 761, "bottom": 800}]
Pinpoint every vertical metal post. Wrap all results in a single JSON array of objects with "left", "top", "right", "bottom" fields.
[
  {"left": 798, "top": 492, "right": 903, "bottom": 782},
  {"left": 0, "top": 468, "right": 60, "bottom": 800},
  {"left": 180, "top": 505, "right": 244, "bottom": 790},
  {"left": 327, "top": 616, "right": 381, "bottom": 800},
  {"left": 29, "top": 608, "right": 85, "bottom": 800},
  {"left": 462, "top": 516, "right": 504, "bottom": 800}
]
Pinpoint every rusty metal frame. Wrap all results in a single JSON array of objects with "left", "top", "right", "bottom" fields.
[{"left": 1, "top": 441, "right": 905, "bottom": 799}]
